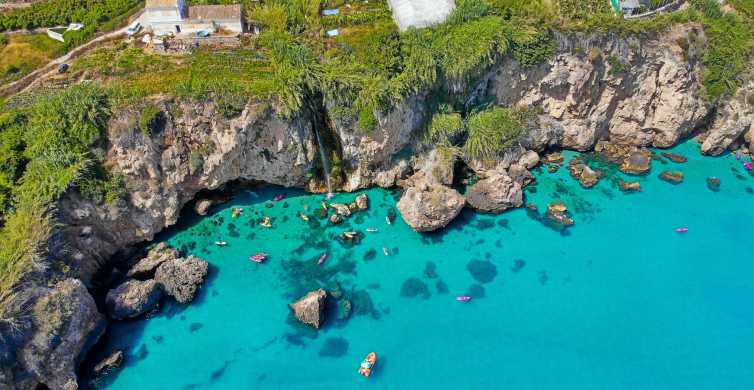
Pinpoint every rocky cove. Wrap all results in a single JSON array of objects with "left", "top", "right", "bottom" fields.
[{"left": 0, "top": 25, "right": 753, "bottom": 389}]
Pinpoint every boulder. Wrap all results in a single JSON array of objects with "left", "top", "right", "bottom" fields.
[
  {"left": 329, "top": 214, "right": 342, "bottom": 225},
  {"left": 466, "top": 173, "right": 523, "bottom": 213},
  {"left": 542, "top": 152, "right": 564, "bottom": 164},
  {"left": 568, "top": 158, "right": 602, "bottom": 188},
  {"left": 397, "top": 182, "right": 465, "bottom": 232},
  {"left": 659, "top": 170, "right": 684, "bottom": 184},
  {"left": 507, "top": 163, "right": 535, "bottom": 187},
  {"left": 21, "top": 279, "right": 106, "bottom": 390},
  {"left": 92, "top": 350, "right": 124, "bottom": 376},
  {"left": 194, "top": 199, "right": 213, "bottom": 216},
  {"left": 330, "top": 203, "right": 351, "bottom": 217},
  {"left": 518, "top": 150, "right": 540, "bottom": 169},
  {"left": 289, "top": 289, "right": 327, "bottom": 329},
  {"left": 127, "top": 243, "right": 180, "bottom": 279},
  {"left": 155, "top": 256, "right": 209, "bottom": 304},
  {"left": 619, "top": 150, "right": 652, "bottom": 175},
  {"left": 547, "top": 202, "right": 574, "bottom": 226},
  {"left": 354, "top": 194, "right": 369, "bottom": 210},
  {"left": 661, "top": 152, "right": 688, "bottom": 163},
  {"left": 707, "top": 177, "right": 721, "bottom": 191},
  {"left": 105, "top": 279, "right": 163, "bottom": 320},
  {"left": 618, "top": 180, "right": 641, "bottom": 192}
]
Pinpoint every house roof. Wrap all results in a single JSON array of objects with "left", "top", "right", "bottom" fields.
[
  {"left": 146, "top": 0, "right": 180, "bottom": 8},
  {"left": 189, "top": 4, "right": 242, "bottom": 20}
]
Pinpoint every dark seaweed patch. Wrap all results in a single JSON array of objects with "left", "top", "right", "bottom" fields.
[
  {"left": 319, "top": 337, "right": 349, "bottom": 358},
  {"left": 130, "top": 344, "right": 148, "bottom": 362},
  {"left": 152, "top": 335, "right": 164, "bottom": 344},
  {"left": 474, "top": 218, "right": 495, "bottom": 230},
  {"left": 209, "top": 361, "right": 231, "bottom": 381},
  {"left": 497, "top": 219, "right": 510, "bottom": 229},
  {"left": 423, "top": 262, "right": 438, "bottom": 279},
  {"left": 538, "top": 270, "right": 549, "bottom": 285},
  {"left": 392, "top": 247, "right": 400, "bottom": 255},
  {"left": 367, "top": 283, "right": 380, "bottom": 289},
  {"left": 351, "top": 289, "right": 380, "bottom": 319},
  {"left": 511, "top": 259, "right": 526, "bottom": 273},
  {"left": 466, "top": 260, "right": 498, "bottom": 284},
  {"left": 436, "top": 280, "right": 449, "bottom": 294},
  {"left": 466, "top": 284, "right": 486, "bottom": 299},
  {"left": 400, "top": 278, "right": 431, "bottom": 299},
  {"left": 189, "top": 323, "right": 203, "bottom": 333},
  {"left": 746, "top": 187, "right": 754, "bottom": 195},
  {"left": 363, "top": 249, "right": 377, "bottom": 262},
  {"left": 284, "top": 333, "right": 306, "bottom": 347}
]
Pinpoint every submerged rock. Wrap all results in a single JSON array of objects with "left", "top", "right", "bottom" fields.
[
  {"left": 155, "top": 256, "right": 209, "bottom": 304},
  {"left": 466, "top": 173, "right": 523, "bottom": 213},
  {"left": 289, "top": 289, "right": 327, "bottom": 329},
  {"left": 329, "top": 214, "right": 342, "bottom": 225},
  {"left": 105, "top": 279, "right": 163, "bottom": 320},
  {"left": 127, "top": 243, "right": 180, "bottom": 279},
  {"left": 659, "top": 170, "right": 684, "bottom": 184},
  {"left": 546, "top": 202, "right": 574, "bottom": 226},
  {"left": 397, "top": 182, "right": 465, "bottom": 232},
  {"left": 707, "top": 177, "right": 721, "bottom": 191},
  {"left": 92, "top": 350, "right": 124, "bottom": 376},
  {"left": 620, "top": 150, "right": 652, "bottom": 175},
  {"left": 618, "top": 180, "right": 641, "bottom": 192},
  {"left": 661, "top": 152, "right": 688, "bottom": 163}
]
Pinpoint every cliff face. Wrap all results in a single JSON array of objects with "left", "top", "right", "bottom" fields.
[{"left": 2, "top": 25, "right": 752, "bottom": 389}]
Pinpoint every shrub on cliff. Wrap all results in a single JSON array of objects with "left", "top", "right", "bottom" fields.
[{"left": 465, "top": 107, "right": 525, "bottom": 159}]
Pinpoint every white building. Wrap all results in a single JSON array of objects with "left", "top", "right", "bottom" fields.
[
  {"left": 387, "top": 0, "right": 456, "bottom": 31},
  {"left": 144, "top": 0, "right": 243, "bottom": 36}
]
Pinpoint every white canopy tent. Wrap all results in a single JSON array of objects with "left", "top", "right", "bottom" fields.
[{"left": 387, "top": 0, "right": 456, "bottom": 31}]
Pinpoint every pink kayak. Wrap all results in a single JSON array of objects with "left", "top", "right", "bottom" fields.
[
  {"left": 317, "top": 253, "right": 328, "bottom": 265},
  {"left": 456, "top": 296, "right": 472, "bottom": 302},
  {"left": 744, "top": 162, "right": 753, "bottom": 171},
  {"left": 675, "top": 228, "right": 689, "bottom": 233},
  {"left": 249, "top": 253, "right": 267, "bottom": 263},
  {"left": 273, "top": 194, "right": 285, "bottom": 201}
]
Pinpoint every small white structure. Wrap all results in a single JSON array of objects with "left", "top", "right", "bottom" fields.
[
  {"left": 144, "top": 0, "right": 243, "bottom": 36},
  {"left": 46, "top": 29, "right": 65, "bottom": 42},
  {"left": 387, "top": 0, "right": 455, "bottom": 31}
]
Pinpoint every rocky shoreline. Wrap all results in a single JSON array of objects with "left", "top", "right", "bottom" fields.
[{"left": 1, "top": 25, "right": 752, "bottom": 389}]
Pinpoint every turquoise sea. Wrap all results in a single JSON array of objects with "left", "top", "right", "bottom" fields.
[{"left": 86, "top": 141, "right": 754, "bottom": 389}]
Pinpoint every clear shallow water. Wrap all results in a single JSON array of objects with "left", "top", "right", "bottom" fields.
[{"left": 87, "top": 141, "right": 754, "bottom": 390}]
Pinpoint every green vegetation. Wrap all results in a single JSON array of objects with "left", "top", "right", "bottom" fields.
[
  {"left": 426, "top": 106, "right": 528, "bottom": 160},
  {"left": 692, "top": 0, "right": 753, "bottom": 100},
  {"left": 139, "top": 104, "right": 161, "bottom": 135},
  {"left": 0, "top": 0, "right": 142, "bottom": 34},
  {"left": 0, "top": 84, "right": 114, "bottom": 292}
]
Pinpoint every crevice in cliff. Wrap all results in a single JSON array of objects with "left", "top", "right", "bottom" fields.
[{"left": 303, "top": 92, "right": 345, "bottom": 193}]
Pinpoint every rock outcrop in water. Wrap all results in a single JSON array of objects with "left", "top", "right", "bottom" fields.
[
  {"left": 467, "top": 173, "right": 523, "bottom": 213},
  {"left": 106, "top": 279, "right": 163, "bottom": 320},
  {"left": 127, "top": 243, "right": 180, "bottom": 279},
  {"left": 154, "top": 256, "right": 209, "bottom": 304},
  {"left": 289, "top": 289, "right": 327, "bottom": 329}
]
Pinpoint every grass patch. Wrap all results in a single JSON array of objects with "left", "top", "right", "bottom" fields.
[{"left": 0, "top": 33, "right": 65, "bottom": 85}]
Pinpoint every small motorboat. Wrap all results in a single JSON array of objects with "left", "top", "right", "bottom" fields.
[
  {"left": 385, "top": 216, "right": 392, "bottom": 225},
  {"left": 260, "top": 216, "right": 272, "bottom": 228},
  {"left": 273, "top": 194, "right": 285, "bottom": 202},
  {"left": 215, "top": 241, "right": 228, "bottom": 247},
  {"left": 358, "top": 352, "right": 377, "bottom": 377},
  {"left": 382, "top": 247, "right": 389, "bottom": 256},
  {"left": 299, "top": 212, "right": 310, "bottom": 222},
  {"left": 249, "top": 253, "right": 267, "bottom": 263},
  {"left": 231, "top": 208, "right": 243, "bottom": 218},
  {"left": 317, "top": 253, "right": 328, "bottom": 265},
  {"left": 456, "top": 296, "right": 472, "bottom": 302},
  {"left": 366, "top": 227, "right": 378, "bottom": 233},
  {"left": 325, "top": 192, "right": 334, "bottom": 200},
  {"left": 675, "top": 227, "right": 689, "bottom": 233},
  {"left": 341, "top": 231, "right": 358, "bottom": 240}
]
